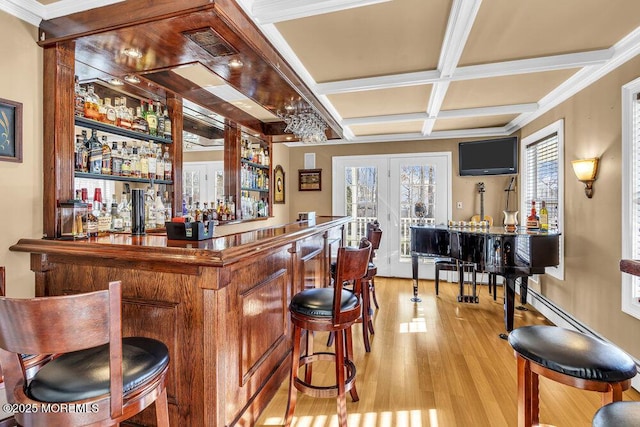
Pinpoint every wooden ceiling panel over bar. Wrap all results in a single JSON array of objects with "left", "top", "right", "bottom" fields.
[{"left": 38, "top": 0, "right": 343, "bottom": 140}]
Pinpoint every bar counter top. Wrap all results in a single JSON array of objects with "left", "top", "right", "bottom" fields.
[{"left": 10, "top": 216, "right": 349, "bottom": 268}]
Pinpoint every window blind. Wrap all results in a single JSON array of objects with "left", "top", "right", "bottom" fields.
[{"left": 525, "top": 133, "right": 559, "bottom": 228}]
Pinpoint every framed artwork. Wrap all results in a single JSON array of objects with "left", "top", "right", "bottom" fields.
[
  {"left": 298, "top": 168, "right": 322, "bottom": 191},
  {"left": 274, "top": 165, "right": 285, "bottom": 204},
  {"left": 0, "top": 98, "right": 23, "bottom": 163}
]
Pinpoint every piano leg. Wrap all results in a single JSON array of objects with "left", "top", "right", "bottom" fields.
[
  {"left": 500, "top": 276, "right": 516, "bottom": 339},
  {"left": 520, "top": 277, "right": 528, "bottom": 304},
  {"left": 411, "top": 253, "right": 421, "bottom": 302}
]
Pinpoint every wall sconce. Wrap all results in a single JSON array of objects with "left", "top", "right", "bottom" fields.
[{"left": 571, "top": 157, "right": 599, "bottom": 198}]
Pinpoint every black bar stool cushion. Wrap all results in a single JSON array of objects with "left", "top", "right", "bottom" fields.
[
  {"left": 592, "top": 401, "right": 640, "bottom": 427},
  {"left": 27, "top": 337, "right": 169, "bottom": 402},
  {"left": 290, "top": 288, "right": 358, "bottom": 318},
  {"left": 508, "top": 326, "right": 637, "bottom": 382}
]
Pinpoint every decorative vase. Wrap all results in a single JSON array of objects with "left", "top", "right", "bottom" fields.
[{"left": 503, "top": 210, "right": 518, "bottom": 232}]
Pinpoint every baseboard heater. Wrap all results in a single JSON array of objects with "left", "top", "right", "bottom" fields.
[{"left": 525, "top": 287, "right": 640, "bottom": 392}]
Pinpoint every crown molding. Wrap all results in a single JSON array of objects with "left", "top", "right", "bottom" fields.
[
  {"left": 0, "top": 0, "right": 123, "bottom": 25},
  {"left": 43, "top": 0, "right": 124, "bottom": 20},
  {"left": 252, "top": 0, "right": 390, "bottom": 25},
  {"left": 0, "top": 0, "right": 43, "bottom": 26}
]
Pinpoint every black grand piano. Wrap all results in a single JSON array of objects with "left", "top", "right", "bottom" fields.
[{"left": 410, "top": 225, "right": 560, "bottom": 333}]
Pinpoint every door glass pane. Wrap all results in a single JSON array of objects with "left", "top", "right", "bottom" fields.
[
  {"left": 183, "top": 169, "right": 201, "bottom": 205},
  {"left": 344, "top": 166, "right": 378, "bottom": 247},
  {"left": 399, "top": 164, "right": 436, "bottom": 259}
]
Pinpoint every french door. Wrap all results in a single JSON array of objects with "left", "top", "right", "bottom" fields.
[{"left": 333, "top": 153, "right": 451, "bottom": 278}]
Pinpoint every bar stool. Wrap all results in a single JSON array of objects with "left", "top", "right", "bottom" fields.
[
  {"left": 365, "top": 221, "right": 383, "bottom": 311},
  {"left": 285, "top": 240, "right": 372, "bottom": 427},
  {"left": 592, "top": 401, "right": 640, "bottom": 426},
  {"left": 0, "top": 280, "right": 170, "bottom": 427},
  {"left": 508, "top": 325, "right": 637, "bottom": 427},
  {"left": 359, "top": 224, "right": 382, "bottom": 352}
]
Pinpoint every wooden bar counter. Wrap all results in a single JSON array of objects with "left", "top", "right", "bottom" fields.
[{"left": 10, "top": 216, "right": 349, "bottom": 426}]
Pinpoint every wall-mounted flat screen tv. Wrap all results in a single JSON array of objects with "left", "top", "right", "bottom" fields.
[{"left": 458, "top": 136, "right": 519, "bottom": 176}]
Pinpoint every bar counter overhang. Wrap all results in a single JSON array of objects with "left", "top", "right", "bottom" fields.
[{"left": 10, "top": 216, "right": 349, "bottom": 426}]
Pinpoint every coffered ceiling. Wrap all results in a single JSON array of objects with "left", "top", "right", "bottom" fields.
[{"left": 4, "top": 0, "right": 640, "bottom": 145}]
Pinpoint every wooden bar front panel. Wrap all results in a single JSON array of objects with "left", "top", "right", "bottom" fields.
[{"left": 14, "top": 217, "right": 349, "bottom": 426}]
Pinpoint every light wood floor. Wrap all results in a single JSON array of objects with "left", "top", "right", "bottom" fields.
[{"left": 256, "top": 277, "right": 640, "bottom": 427}]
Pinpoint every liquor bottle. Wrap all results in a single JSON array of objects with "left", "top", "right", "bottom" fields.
[
  {"left": 145, "top": 189, "right": 156, "bottom": 229},
  {"left": 154, "top": 191, "right": 166, "bottom": 228},
  {"left": 86, "top": 203, "right": 99, "bottom": 237},
  {"left": 110, "top": 196, "right": 124, "bottom": 232},
  {"left": 133, "top": 106, "right": 149, "bottom": 134},
  {"left": 163, "top": 146, "right": 172, "bottom": 180},
  {"left": 101, "top": 135, "right": 111, "bottom": 175},
  {"left": 120, "top": 141, "right": 131, "bottom": 177},
  {"left": 526, "top": 200, "right": 539, "bottom": 229},
  {"left": 104, "top": 97, "right": 117, "bottom": 125},
  {"left": 139, "top": 143, "right": 149, "bottom": 179},
  {"left": 74, "top": 76, "right": 85, "bottom": 117},
  {"left": 162, "top": 107, "right": 172, "bottom": 140},
  {"left": 117, "top": 97, "right": 132, "bottom": 130},
  {"left": 83, "top": 84, "right": 100, "bottom": 121},
  {"left": 130, "top": 147, "right": 141, "bottom": 178},
  {"left": 539, "top": 201, "right": 549, "bottom": 231},
  {"left": 111, "top": 142, "right": 122, "bottom": 176},
  {"left": 88, "top": 129, "right": 102, "bottom": 174},
  {"left": 97, "top": 98, "right": 107, "bottom": 123},
  {"left": 98, "top": 201, "right": 112, "bottom": 235},
  {"left": 194, "top": 202, "right": 202, "bottom": 222},
  {"left": 145, "top": 101, "right": 158, "bottom": 136},
  {"left": 155, "top": 146, "right": 164, "bottom": 180},
  {"left": 118, "top": 191, "right": 132, "bottom": 232},
  {"left": 74, "top": 134, "right": 88, "bottom": 172},
  {"left": 164, "top": 191, "right": 172, "bottom": 223},
  {"left": 156, "top": 102, "right": 165, "bottom": 138},
  {"left": 148, "top": 143, "right": 157, "bottom": 180}
]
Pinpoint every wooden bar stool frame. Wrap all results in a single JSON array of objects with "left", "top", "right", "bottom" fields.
[
  {"left": 514, "top": 352, "right": 632, "bottom": 427},
  {"left": 285, "top": 240, "right": 372, "bottom": 427},
  {"left": 0, "top": 280, "right": 170, "bottom": 427}
]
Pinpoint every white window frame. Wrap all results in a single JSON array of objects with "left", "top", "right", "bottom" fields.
[
  {"left": 520, "top": 119, "right": 565, "bottom": 280},
  {"left": 621, "top": 78, "right": 640, "bottom": 320}
]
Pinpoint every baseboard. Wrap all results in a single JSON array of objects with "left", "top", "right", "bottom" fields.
[{"left": 526, "top": 287, "right": 640, "bottom": 392}]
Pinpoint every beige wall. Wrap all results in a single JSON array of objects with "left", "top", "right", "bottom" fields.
[
  {"left": 0, "top": 13, "right": 42, "bottom": 298},
  {"left": 520, "top": 55, "right": 640, "bottom": 358},
  {"left": 287, "top": 138, "right": 520, "bottom": 225}
]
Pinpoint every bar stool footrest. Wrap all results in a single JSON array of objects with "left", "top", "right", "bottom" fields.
[{"left": 294, "top": 352, "right": 357, "bottom": 399}]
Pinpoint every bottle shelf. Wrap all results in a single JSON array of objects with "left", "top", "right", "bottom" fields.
[
  {"left": 75, "top": 172, "right": 173, "bottom": 185},
  {"left": 75, "top": 117, "right": 172, "bottom": 144},
  {"left": 241, "top": 187, "right": 269, "bottom": 193},
  {"left": 240, "top": 158, "right": 269, "bottom": 170}
]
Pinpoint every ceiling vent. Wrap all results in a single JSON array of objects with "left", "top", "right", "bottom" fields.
[{"left": 183, "top": 27, "right": 237, "bottom": 58}]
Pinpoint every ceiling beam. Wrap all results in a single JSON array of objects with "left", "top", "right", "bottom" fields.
[
  {"left": 316, "top": 49, "right": 613, "bottom": 95},
  {"left": 251, "top": 0, "right": 391, "bottom": 25}
]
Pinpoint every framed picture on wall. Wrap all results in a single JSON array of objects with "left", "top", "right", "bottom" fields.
[
  {"left": 298, "top": 168, "right": 322, "bottom": 191},
  {"left": 0, "top": 98, "right": 23, "bottom": 163},
  {"left": 274, "top": 165, "right": 285, "bottom": 204}
]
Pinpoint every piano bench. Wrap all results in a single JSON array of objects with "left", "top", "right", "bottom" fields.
[
  {"left": 508, "top": 325, "right": 637, "bottom": 427},
  {"left": 592, "top": 401, "right": 640, "bottom": 427}
]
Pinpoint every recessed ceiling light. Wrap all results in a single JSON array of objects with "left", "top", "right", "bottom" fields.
[
  {"left": 108, "top": 78, "right": 124, "bottom": 86},
  {"left": 123, "top": 48, "right": 143, "bottom": 59},
  {"left": 124, "top": 75, "right": 140, "bottom": 84},
  {"left": 228, "top": 58, "right": 243, "bottom": 68}
]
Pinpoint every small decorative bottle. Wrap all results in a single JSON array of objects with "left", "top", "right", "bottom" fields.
[{"left": 526, "top": 200, "right": 540, "bottom": 230}]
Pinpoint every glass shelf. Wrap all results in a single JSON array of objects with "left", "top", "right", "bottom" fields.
[
  {"left": 75, "top": 172, "right": 173, "bottom": 185},
  {"left": 75, "top": 117, "right": 172, "bottom": 144}
]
